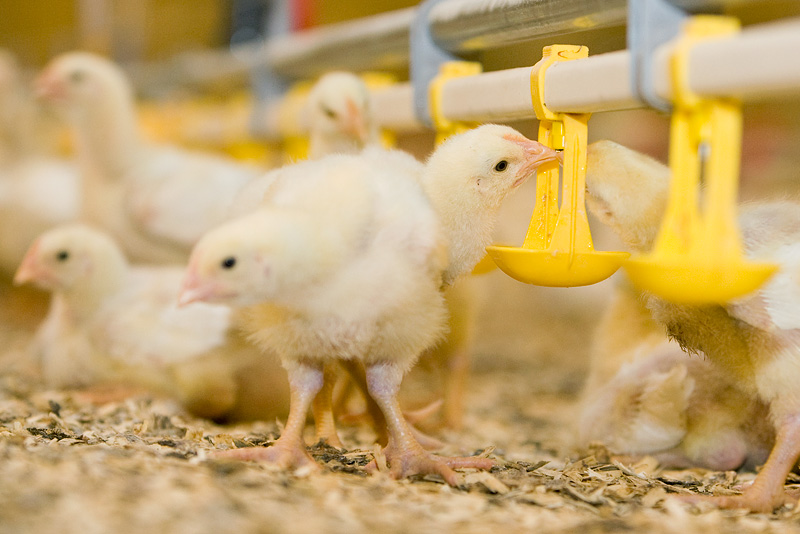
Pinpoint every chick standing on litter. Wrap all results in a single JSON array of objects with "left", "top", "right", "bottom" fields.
[
  {"left": 308, "top": 71, "right": 475, "bottom": 430},
  {"left": 180, "top": 125, "right": 559, "bottom": 484},
  {"left": 14, "top": 224, "right": 289, "bottom": 421},
  {"left": 35, "top": 52, "right": 262, "bottom": 264},
  {"left": 585, "top": 139, "right": 800, "bottom": 512},
  {"left": 0, "top": 50, "right": 79, "bottom": 276},
  {"left": 238, "top": 72, "right": 474, "bottom": 434}
]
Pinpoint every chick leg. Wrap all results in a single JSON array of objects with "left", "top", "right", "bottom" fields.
[
  {"left": 215, "top": 361, "right": 323, "bottom": 470},
  {"left": 364, "top": 361, "right": 493, "bottom": 486},
  {"left": 340, "top": 359, "right": 444, "bottom": 450},
  {"left": 677, "top": 414, "right": 800, "bottom": 513},
  {"left": 439, "top": 282, "right": 475, "bottom": 430},
  {"left": 442, "top": 345, "right": 470, "bottom": 429},
  {"left": 311, "top": 365, "right": 344, "bottom": 448}
]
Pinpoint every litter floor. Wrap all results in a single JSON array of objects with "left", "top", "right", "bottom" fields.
[{"left": 1, "top": 278, "right": 800, "bottom": 534}]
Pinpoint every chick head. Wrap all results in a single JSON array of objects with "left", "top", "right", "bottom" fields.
[
  {"left": 424, "top": 124, "right": 560, "bottom": 211},
  {"left": 307, "top": 71, "right": 373, "bottom": 145},
  {"left": 34, "top": 52, "right": 131, "bottom": 119},
  {"left": 585, "top": 140, "right": 671, "bottom": 251},
  {"left": 180, "top": 209, "right": 328, "bottom": 308},
  {"left": 14, "top": 224, "right": 124, "bottom": 291}
]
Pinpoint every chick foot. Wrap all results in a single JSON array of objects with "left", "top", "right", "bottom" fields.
[
  {"left": 72, "top": 383, "right": 150, "bottom": 405},
  {"left": 675, "top": 490, "right": 796, "bottom": 514},
  {"left": 368, "top": 441, "right": 494, "bottom": 486},
  {"left": 216, "top": 361, "right": 324, "bottom": 472},
  {"left": 214, "top": 439, "right": 319, "bottom": 470}
]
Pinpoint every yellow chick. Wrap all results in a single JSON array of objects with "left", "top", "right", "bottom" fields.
[
  {"left": 35, "top": 52, "right": 262, "bottom": 264},
  {"left": 180, "top": 125, "right": 558, "bottom": 484},
  {"left": 306, "top": 71, "right": 379, "bottom": 159},
  {"left": 14, "top": 224, "right": 289, "bottom": 421},
  {"left": 580, "top": 279, "right": 772, "bottom": 471},
  {"left": 585, "top": 139, "right": 800, "bottom": 512}
]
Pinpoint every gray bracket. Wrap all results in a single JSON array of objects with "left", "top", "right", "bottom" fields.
[
  {"left": 410, "top": 0, "right": 460, "bottom": 128},
  {"left": 628, "top": 0, "right": 688, "bottom": 112},
  {"left": 242, "top": 0, "right": 292, "bottom": 137}
]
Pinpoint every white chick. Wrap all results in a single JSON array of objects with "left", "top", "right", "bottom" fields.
[
  {"left": 307, "top": 72, "right": 476, "bottom": 429},
  {"left": 579, "top": 280, "right": 772, "bottom": 471},
  {"left": 35, "top": 52, "right": 262, "bottom": 264},
  {"left": 0, "top": 50, "right": 80, "bottom": 276},
  {"left": 306, "top": 71, "right": 378, "bottom": 159},
  {"left": 229, "top": 76, "right": 388, "bottom": 216},
  {"left": 180, "top": 125, "right": 558, "bottom": 484},
  {"left": 14, "top": 224, "right": 289, "bottom": 421},
  {"left": 585, "top": 139, "right": 800, "bottom": 512}
]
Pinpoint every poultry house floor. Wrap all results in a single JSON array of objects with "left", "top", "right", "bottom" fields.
[{"left": 1, "top": 282, "right": 800, "bottom": 534}]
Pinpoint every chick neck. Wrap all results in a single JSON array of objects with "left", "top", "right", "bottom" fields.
[
  {"left": 308, "top": 132, "right": 359, "bottom": 160},
  {"left": 57, "top": 248, "right": 129, "bottom": 323},
  {"left": 421, "top": 159, "right": 496, "bottom": 286},
  {"left": 70, "top": 82, "right": 142, "bottom": 181},
  {"left": 621, "top": 211, "right": 664, "bottom": 253}
]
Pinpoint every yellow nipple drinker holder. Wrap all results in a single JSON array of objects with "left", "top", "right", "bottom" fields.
[
  {"left": 487, "top": 45, "right": 629, "bottom": 286},
  {"left": 624, "top": 16, "right": 777, "bottom": 304}
]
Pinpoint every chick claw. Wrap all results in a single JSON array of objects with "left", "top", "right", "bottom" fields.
[
  {"left": 213, "top": 441, "right": 320, "bottom": 471},
  {"left": 367, "top": 446, "right": 495, "bottom": 487},
  {"left": 675, "top": 489, "right": 797, "bottom": 514}
]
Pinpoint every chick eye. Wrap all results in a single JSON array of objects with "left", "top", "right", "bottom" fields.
[
  {"left": 494, "top": 160, "right": 509, "bottom": 172},
  {"left": 221, "top": 257, "right": 237, "bottom": 269},
  {"left": 56, "top": 250, "right": 70, "bottom": 262},
  {"left": 322, "top": 106, "right": 337, "bottom": 119},
  {"left": 70, "top": 70, "right": 84, "bottom": 83}
]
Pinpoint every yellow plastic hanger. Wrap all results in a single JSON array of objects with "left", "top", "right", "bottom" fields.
[
  {"left": 361, "top": 71, "right": 399, "bottom": 149},
  {"left": 487, "top": 45, "right": 629, "bottom": 286},
  {"left": 624, "top": 16, "right": 777, "bottom": 303},
  {"left": 429, "top": 61, "right": 482, "bottom": 145}
]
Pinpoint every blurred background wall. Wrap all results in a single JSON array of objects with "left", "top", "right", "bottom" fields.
[{"left": 2, "top": 0, "right": 799, "bottom": 394}]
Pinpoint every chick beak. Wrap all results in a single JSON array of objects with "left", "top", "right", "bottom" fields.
[
  {"left": 14, "top": 241, "right": 43, "bottom": 285},
  {"left": 33, "top": 69, "right": 66, "bottom": 101},
  {"left": 505, "top": 135, "right": 561, "bottom": 186},
  {"left": 178, "top": 267, "right": 212, "bottom": 307},
  {"left": 344, "top": 99, "right": 368, "bottom": 143}
]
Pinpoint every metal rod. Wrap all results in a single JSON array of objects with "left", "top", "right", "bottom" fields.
[
  {"left": 428, "top": 0, "right": 627, "bottom": 53},
  {"left": 259, "top": 0, "right": 767, "bottom": 79},
  {"left": 259, "top": 17, "right": 800, "bottom": 139},
  {"left": 127, "top": 0, "right": 773, "bottom": 94}
]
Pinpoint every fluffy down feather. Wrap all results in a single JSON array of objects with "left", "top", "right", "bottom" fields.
[{"left": 15, "top": 224, "right": 288, "bottom": 421}]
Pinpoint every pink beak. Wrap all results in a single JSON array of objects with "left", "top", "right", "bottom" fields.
[
  {"left": 344, "top": 98, "right": 368, "bottom": 143},
  {"left": 33, "top": 68, "right": 67, "bottom": 101},
  {"left": 504, "top": 134, "right": 561, "bottom": 184},
  {"left": 177, "top": 265, "right": 211, "bottom": 307},
  {"left": 14, "top": 240, "right": 43, "bottom": 285}
]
